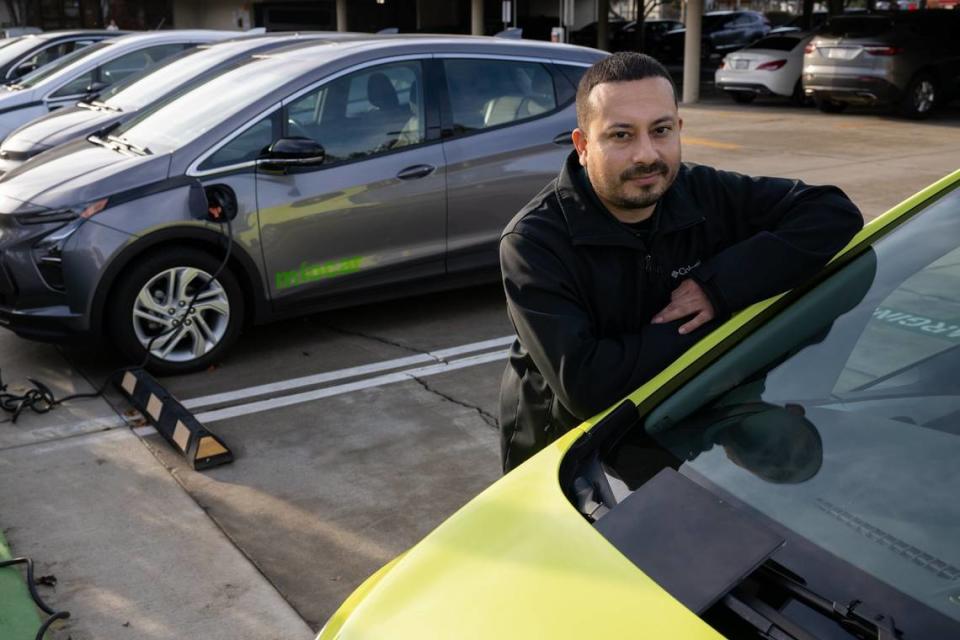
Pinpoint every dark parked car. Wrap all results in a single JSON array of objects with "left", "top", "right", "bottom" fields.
[
  {"left": 569, "top": 18, "right": 682, "bottom": 56},
  {"left": 0, "top": 30, "right": 120, "bottom": 83},
  {"left": 659, "top": 11, "right": 770, "bottom": 61},
  {"left": 616, "top": 19, "right": 684, "bottom": 55},
  {"left": 803, "top": 10, "right": 960, "bottom": 118}
]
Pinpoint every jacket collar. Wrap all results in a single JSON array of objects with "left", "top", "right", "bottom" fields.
[{"left": 555, "top": 151, "right": 704, "bottom": 249}]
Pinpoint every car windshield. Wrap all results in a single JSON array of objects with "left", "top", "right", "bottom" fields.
[
  {"left": 14, "top": 40, "right": 112, "bottom": 88},
  {"left": 619, "top": 185, "right": 960, "bottom": 633},
  {"left": 111, "top": 54, "right": 311, "bottom": 154},
  {"left": 820, "top": 16, "right": 894, "bottom": 37},
  {"left": 99, "top": 45, "right": 224, "bottom": 111},
  {"left": 747, "top": 36, "right": 802, "bottom": 51}
]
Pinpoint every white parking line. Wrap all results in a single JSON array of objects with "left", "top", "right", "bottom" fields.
[
  {"left": 196, "top": 349, "right": 508, "bottom": 424},
  {"left": 183, "top": 335, "right": 514, "bottom": 410}
]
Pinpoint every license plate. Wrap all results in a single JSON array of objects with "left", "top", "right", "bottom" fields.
[
  {"left": 734, "top": 60, "right": 749, "bottom": 70},
  {"left": 826, "top": 47, "right": 859, "bottom": 60}
]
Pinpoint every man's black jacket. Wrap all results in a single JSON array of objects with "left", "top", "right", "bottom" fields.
[{"left": 498, "top": 152, "right": 863, "bottom": 472}]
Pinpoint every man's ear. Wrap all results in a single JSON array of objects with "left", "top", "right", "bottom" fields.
[{"left": 572, "top": 128, "right": 588, "bottom": 167}]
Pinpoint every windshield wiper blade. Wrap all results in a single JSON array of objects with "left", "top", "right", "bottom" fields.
[
  {"left": 91, "top": 100, "right": 121, "bottom": 113},
  {"left": 106, "top": 135, "right": 150, "bottom": 156},
  {"left": 755, "top": 564, "right": 901, "bottom": 640}
]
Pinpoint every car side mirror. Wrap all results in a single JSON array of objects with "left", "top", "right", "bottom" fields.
[{"left": 258, "top": 137, "right": 325, "bottom": 171}]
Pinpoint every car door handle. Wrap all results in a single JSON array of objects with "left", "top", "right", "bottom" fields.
[
  {"left": 553, "top": 131, "right": 573, "bottom": 145},
  {"left": 397, "top": 164, "right": 435, "bottom": 180}
]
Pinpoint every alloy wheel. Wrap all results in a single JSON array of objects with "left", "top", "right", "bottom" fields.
[
  {"left": 913, "top": 80, "right": 935, "bottom": 114},
  {"left": 132, "top": 266, "right": 230, "bottom": 363}
]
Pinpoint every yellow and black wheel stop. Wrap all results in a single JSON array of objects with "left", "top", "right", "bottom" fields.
[{"left": 116, "top": 369, "right": 233, "bottom": 470}]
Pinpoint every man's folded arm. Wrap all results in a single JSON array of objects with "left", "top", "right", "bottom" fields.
[
  {"left": 691, "top": 170, "right": 864, "bottom": 315},
  {"left": 502, "top": 231, "right": 713, "bottom": 421}
]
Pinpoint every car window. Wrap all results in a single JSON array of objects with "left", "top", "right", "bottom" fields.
[
  {"left": 284, "top": 60, "right": 425, "bottom": 165},
  {"left": 49, "top": 69, "right": 94, "bottom": 98},
  {"left": 442, "top": 59, "right": 557, "bottom": 135},
  {"left": 11, "top": 42, "right": 71, "bottom": 78},
  {"left": 100, "top": 44, "right": 186, "bottom": 85},
  {"left": 15, "top": 40, "right": 112, "bottom": 88},
  {"left": 199, "top": 110, "right": 282, "bottom": 172},
  {"left": 747, "top": 36, "right": 802, "bottom": 51}
]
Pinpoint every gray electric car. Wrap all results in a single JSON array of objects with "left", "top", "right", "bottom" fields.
[
  {"left": 0, "top": 33, "right": 346, "bottom": 174},
  {"left": 0, "top": 30, "right": 231, "bottom": 141},
  {"left": 0, "top": 36, "right": 602, "bottom": 373}
]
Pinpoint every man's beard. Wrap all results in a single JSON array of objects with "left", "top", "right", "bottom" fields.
[{"left": 606, "top": 160, "right": 674, "bottom": 210}]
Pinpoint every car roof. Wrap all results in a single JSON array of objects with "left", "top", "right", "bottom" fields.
[
  {"left": 107, "top": 29, "right": 233, "bottom": 46},
  {"left": 261, "top": 33, "right": 603, "bottom": 63},
  {"left": 11, "top": 29, "right": 121, "bottom": 42}
]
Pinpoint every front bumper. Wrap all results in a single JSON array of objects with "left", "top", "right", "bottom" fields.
[
  {"left": 0, "top": 304, "right": 87, "bottom": 342},
  {"left": 0, "top": 213, "right": 131, "bottom": 343}
]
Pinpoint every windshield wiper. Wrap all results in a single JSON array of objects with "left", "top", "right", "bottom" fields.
[
  {"left": 91, "top": 100, "right": 122, "bottom": 113},
  {"left": 106, "top": 134, "right": 150, "bottom": 156},
  {"left": 745, "top": 564, "right": 902, "bottom": 640}
]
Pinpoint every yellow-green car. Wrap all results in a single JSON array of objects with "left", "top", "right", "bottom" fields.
[{"left": 319, "top": 169, "right": 960, "bottom": 640}]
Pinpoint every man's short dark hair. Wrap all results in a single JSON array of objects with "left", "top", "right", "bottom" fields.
[{"left": 576, "top": 52, "right": 678, "bottom": 131}]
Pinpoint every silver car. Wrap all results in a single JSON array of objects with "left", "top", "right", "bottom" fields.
[
  {"left": 803, "top": 11, "right": 960, "bottom": 118},
  {"left": 0, "top": 30, "right": 232, "bottom": 140},
  {"left": 0, "top": 36, "right": 602, "bottom": 373}
]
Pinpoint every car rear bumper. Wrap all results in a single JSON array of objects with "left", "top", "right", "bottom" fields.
[
  {"left": 716, "top": 81, "right": 775, "bottom": 96},
  {"left": 803, "top": 71, "right": 901, "bottom": 105}
]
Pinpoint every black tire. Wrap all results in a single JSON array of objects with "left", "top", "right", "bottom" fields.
[
  {"left": 815, "top": 97, "right": 847, "bottom": 114},
  {"left": 791, "top": 80, "right": 806, "bottom": 106},
  {"left": 109, "top": 247, "right": 244, "bottom": 375},
  {"left": 729, "top": 91, "right": 756, "bottom": 104},
  {"left": 898, "top": 73, "right": 937, "bottom": 119}
]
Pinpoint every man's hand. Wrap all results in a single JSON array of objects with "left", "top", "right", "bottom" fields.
[{"left": 651, "top": 279, "right": 715, "bottom": 335}]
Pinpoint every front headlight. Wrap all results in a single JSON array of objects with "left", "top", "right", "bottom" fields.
[{"left": 15, "top": 197, "right": 108, "bottom": 225}]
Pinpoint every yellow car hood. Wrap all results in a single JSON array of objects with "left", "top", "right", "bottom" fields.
[{"left": 320, "top": 429, "right": 721, "bottom": 639}]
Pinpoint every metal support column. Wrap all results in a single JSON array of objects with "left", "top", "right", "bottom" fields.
[
  {"left": 682, "top": 0, "right": 703, "bottom": 104},
  {"left": 336, "top": 0, "right": 348, "bottom": 32},
  {"left": 472, "top": 0, "right": 484, "bottom": 35},
  {"left": 597, "top": 0, "right": 610, "bottom": 51}
]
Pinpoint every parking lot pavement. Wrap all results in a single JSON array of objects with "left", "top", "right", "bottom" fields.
[
  {"left": 0, "top": 105, "right": 957, "bottom": 637},
  {"left": 0, "top": 339, "right": 124, "bottom": 450},
  {"left": 679, "top": 100, "right": 960, "bottom": 220},
  {"left": 0, "top": 428, "right": 314, "bottom": 640},
  {"left": 141, "top": 361, "right": 502, "bottom": 629}
]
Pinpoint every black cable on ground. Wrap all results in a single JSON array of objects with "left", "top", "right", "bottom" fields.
[
  {"left": 0, "top": 215, "right": 233, "bottom": 424},
  {"left": 0, "top": 556, "right": 71, "bottom": 640}
]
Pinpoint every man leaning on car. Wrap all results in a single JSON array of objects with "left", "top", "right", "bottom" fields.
[{"left": 498, "top": 52, "right": 863, "bottom": 472}]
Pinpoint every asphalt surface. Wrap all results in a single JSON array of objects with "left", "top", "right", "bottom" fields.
[{"left": 1, "top": 98, "right": 959, "bottom": 638}]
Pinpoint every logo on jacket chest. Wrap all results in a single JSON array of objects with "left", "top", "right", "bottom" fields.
[{"left": 670, "top": 260, "right": 701, "bottom": 279}]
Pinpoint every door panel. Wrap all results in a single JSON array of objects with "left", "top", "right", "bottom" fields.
[
  {"left": 256, "top": 59, "right": 446, "bottom": 306},
  {"left": 440, "top": 58, "right": 577, "bottom": 273}
]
